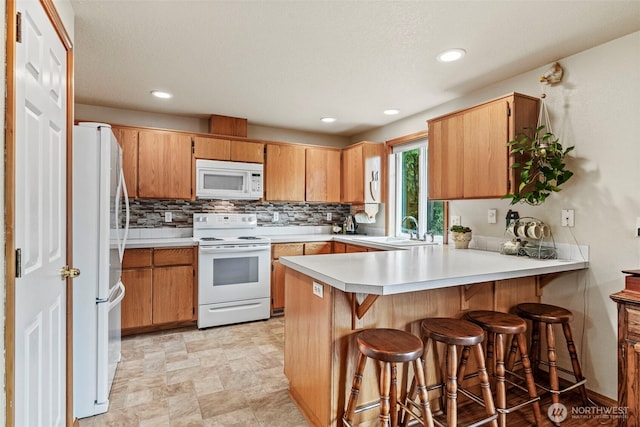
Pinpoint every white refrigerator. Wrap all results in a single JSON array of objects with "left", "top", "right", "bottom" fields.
[{"left": 72, "top": 122, "right": 129, "bottom": 418}]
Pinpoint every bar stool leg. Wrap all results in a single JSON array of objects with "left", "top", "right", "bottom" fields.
[
  {"left": 379, "top": 361, "right": 391, "bottom": 427},
  {"left": 486, "top": 331, "right": 496, "bottom": 379},
  {"left": 516, "top": 333, "right": 543, "bottom": 426},
  {"left": 494, "top": 333, "right": 507, "bottom": 427},
  {"left": 545, "top": 323, "right": 560, "bottom": 405},
  {"left": 472, "top": 343, "right": 499, "bottom": 427},
  {"left": 343, "top": 352, "right": 368, "bottom": 426},
  {"left": 506, "top": 334, "right": 519, "bottom": 371},
  {"left": 445, "top": 344, "right": 458, "bottom": 427},
  {"left": 530, "top": 321, "right": 541, "bottom": 371},
  {"left": 412, "top": 358, "right": 435, "bottom": 427},
  {"left": 562, "top": 322, "right": 589, "bottom": 405},
  {"left": 390, "top": 363, "right": 398, "bottom": 427}
]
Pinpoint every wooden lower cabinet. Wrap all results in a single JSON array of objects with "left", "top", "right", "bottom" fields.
[
  {"left": 121, "top": 247, "right": 196, "bottom": 335},
  {"left": 271, "top": 241, "right": 335, "bottom": 314},
  {"left": 152, "top": 265, "right": 194, "bottom": 324},
  {"left": 610, "top": 289, "right": 640, "bottom": 426}
]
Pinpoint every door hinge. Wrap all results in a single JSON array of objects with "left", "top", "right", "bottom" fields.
[
  {"left": 16, "top": 12, "right": 22, "bottom": 43},
  {"left": 191, "top": 139, "right": 195, "bottom": 154},
  {"left": 15, "top": 248, "right": 22, "bottom": 278},
  {"left": 507, "top": 106, "right": 511, "bottom": 116}
]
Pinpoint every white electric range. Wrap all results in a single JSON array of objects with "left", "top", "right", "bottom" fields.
[{"left": 193, "top": 213, "right": 271, "bottom": 328}]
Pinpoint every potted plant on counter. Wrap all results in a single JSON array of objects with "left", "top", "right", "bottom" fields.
[{"left": 450, "top": 225, "right": 472, "bottom": 249}]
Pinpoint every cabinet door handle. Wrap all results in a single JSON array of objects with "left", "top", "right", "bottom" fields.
[{"left": 634, "top": 343, "right": 640, "bottom": 354}]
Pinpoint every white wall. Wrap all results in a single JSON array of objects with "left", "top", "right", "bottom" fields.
[
  {"left": 353, "top": 32, "right": 640, "bottom": 400},
  {"left": 75, "top": 103, "right": 351, "bottom": 148}
]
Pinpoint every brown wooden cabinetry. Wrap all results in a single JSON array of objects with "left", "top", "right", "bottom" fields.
[
  {"left": 193, "top": 135, "right": 264, "bottom": 163},
  {"left": 271, "top": 243, "right": 305, "bottom": 314},
  {"left": 427, "top": 92, "right": 539, "bottom": 200},
  {"left": 121, "top": 246, "right": 197, "bottom": 335},
  {"left": 111, "top": 126, "right": 139, "bottom": 199},
  {"left": 341, "top": 142, "right": 385, "bottom": 204},
  {"left": 306, "top": 148, "right": 341, "bottom": 202},
  {"left": 611, "top": 283, "right": 640, "bottom": 426},
  {"left": 265, "top": 144, "right": 306, "bottom": 201},
  {"left": 137, "top": 130, "right": 192, "bottom": 199}
]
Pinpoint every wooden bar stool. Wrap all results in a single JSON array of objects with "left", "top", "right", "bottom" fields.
[
  {"left": 514, "top": 303, "right": 589, "bottom": 406},
  {"left": 342, "top": 328, "right": 434, "bottom": 427},
  {"left": 464, "top": 310, "right": 542, "bottom": 427},
  {"left": 403, "top": 318, "right": 498, "bottom": 427}
]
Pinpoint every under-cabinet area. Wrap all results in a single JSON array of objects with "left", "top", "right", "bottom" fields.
[{"left": 120, "top": 246, "right": 197, "bottom": 335}]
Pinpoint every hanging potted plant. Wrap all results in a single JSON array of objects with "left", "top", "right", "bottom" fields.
[
  {"left": 449, "top": 225, "right": 472, "bottom": 249},
  {"left": 505, "top": 125, "right": 574, "bottom": 206}
]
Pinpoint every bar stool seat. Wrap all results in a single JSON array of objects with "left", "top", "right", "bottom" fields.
[
  {"left": 514, "top": 303, "right": 589, "bottom": 409},
  {"left": 402, "top": 318, "right": 498, "bottom": 427},
  {"left": 464, "top": 310, "right": 542, "bottom": 427},
  {"left": 343, "top": 328, "right": 434, "bottom": 427}
]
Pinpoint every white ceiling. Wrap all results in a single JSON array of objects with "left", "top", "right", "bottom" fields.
[{"left": 71, "top": 1, "right": 640, "bottom": 136}]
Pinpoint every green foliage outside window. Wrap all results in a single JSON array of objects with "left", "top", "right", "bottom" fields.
[{"left": 400, "top": 149, "right": 444, "bottom": 236}]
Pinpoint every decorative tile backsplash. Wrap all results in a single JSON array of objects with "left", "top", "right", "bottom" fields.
[{"left": 128, "top": 199, "right": 352, "bottom": 228}]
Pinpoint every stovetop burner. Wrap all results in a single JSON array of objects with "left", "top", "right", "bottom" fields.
[
  {"left": 200, "top": 237, "right": 224, "bottom": 241},
  {"left": 238, "top": 236, "right": 260, "bottom": 240}
]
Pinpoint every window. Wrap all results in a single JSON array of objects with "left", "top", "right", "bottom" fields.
[{"left": 392, "top": 140, "right": 444, "bottom": 240}]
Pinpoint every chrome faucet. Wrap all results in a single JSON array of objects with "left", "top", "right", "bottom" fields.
[{"left": 401, "top": 216, "right": 419, "bottom": 240}]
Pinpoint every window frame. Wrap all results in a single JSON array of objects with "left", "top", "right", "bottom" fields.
[{"left": 386, "top": 131, "right": 447, "bottom": 242}]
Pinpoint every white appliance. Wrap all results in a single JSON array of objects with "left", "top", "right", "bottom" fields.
[
  {"left": 194, "top": 213, "right": 270, "bottom": 328},
  {"left": 196, "top": 159, "right": 263, "bottom": 200},
  {"left": 72, "top": 123, "right": 129, "bottom": 418}
]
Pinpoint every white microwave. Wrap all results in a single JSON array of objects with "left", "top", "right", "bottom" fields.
[{"left": 196, "top": 159, "right": 263, "bottom": 200}]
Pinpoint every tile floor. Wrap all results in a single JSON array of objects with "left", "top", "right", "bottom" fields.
[{"left": 78, "top": 317, "right": 308, "bottom": 427}]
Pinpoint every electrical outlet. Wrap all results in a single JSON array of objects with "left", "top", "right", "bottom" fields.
[
  {"left": 272, "top": 212, "right": 279, "bottom": 222},
  {"left": 312, "top": 282, "right": 324, "bottom": 298},
  {"left": 451, "top": 216, "right": 461, "bottom": 226},
  {"left": 164, "top": 212, "right": 172, "bottom": 223},
  {"left": 326, "top": 212, "right": 332, "bottom": 221},
  {"left": 488, "top": 209, "right": 497, "bottom": 224},
  {"left": 561, "top": 209, "right": 575, "bottom": 227}
]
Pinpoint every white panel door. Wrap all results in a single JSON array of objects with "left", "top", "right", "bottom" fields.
[{"left": 14, "top": 0, "right": 68, "bottom": 425}]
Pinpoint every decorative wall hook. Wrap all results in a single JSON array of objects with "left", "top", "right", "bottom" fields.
[{"left": 539, "top": 62, "right": 564, "bottom": 85}]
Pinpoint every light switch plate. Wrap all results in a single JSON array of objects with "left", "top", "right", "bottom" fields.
[
  {"left": 451, "top": 216, "right": 461, "bottom": 226},
  {"left": 164, "top": 212, "right": 172, "bottom": 223},
  {"left": 272, "top": 212, "right": 279, "bottom": 222},
  {"left": 488, "top": 209, "right": 497, "bottom": 224}
]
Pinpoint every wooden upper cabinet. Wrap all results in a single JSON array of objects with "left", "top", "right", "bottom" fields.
[
  {"left": 305, "top": 148, "right": 341, "bottom": 203},
  {"left": 194, "top": 136, "right": 264, "bottom": 164},
  {"left": 137, "top": 130, "right": 192, "bottom": 199},
  {"left": 427, "top": 92, "right": 539, "bottom": 200},
  {"left": 111, "top": 126, "right": 139, "bottom": 199},
  {"left": 428, "top": 115, "right": 464, "bottom": 199},
  {"left": 264, "top": 144, "right": 306, "bottom": 201},
  {"left": 341, "top": 142, "right": 385, "bottom": 204},
  {"left": 193, "top": 136, "right": 230, "bottom": 160},
  {"left": 231, "top": 140, "right": 264, "bottom": 163}
]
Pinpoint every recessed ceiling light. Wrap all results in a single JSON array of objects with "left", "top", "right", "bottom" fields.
[
  {"left": 436, "top": 48, "right": 466, "bottom": 63},
  {"left": 151, "top": 90, "right": 172, "bottom": 99},
  {"left": 321, "top": 117, "right": 336, "bottom": 123},
  {"left": 384, "top": 109, "right": 400, "bottom": 116}
]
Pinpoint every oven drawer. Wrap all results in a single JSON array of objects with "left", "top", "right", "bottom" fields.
[{"left": 198, "top": 298, "right": 270, "bottom": 328}]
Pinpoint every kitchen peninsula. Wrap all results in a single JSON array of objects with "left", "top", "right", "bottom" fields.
[{"left": 280, "top": 245, "right": 588, "bottom": 426}]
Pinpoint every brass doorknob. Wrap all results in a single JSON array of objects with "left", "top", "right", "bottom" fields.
[{"left": 61, "top": 265, "right": 81, "bottom": 280}]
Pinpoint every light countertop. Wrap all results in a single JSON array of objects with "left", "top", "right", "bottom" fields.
[
  {"left": 125, "top": 237, "right": 197, "bottom": 248},
  {"left": 279, "top": 245, "right": 589, "bottom": 295}
]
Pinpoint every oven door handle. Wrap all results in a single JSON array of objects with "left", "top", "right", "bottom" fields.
[{"left": 199, "top": 246, "right": 269, "bottom": 253}]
